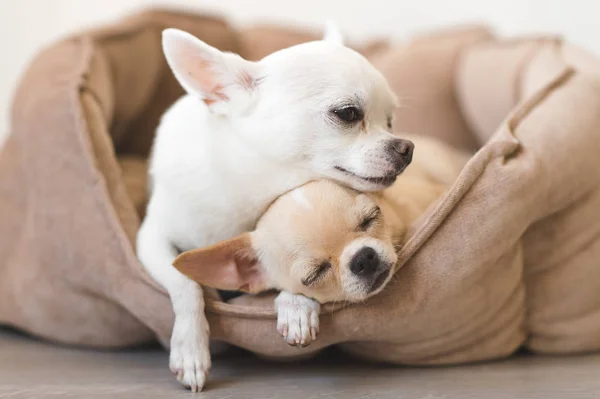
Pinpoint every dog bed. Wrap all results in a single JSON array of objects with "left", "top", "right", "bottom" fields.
[{"left": 2, "top": 9, "right": 600, "bottom": 364}]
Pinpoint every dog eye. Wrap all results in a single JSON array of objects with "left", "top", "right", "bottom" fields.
[
  {"left": 301, "top": 261, "right": 332, "bottom": 287},
  {"left": 387, "top": 117, "right": 393, "bottom": 130},
  {"left": 359, "top": 206, "right": 381, "bottom": 231},
  {"left": 333, "top": 106, "right": 363, "bottom": 123}
]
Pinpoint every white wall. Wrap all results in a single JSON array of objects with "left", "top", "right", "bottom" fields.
[{"left": 1, "top": 0, "right": 598, "bottom": 145}]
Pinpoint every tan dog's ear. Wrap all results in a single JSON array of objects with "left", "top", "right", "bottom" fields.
[{"left": 172, "top": 233, "right": 267, "bottom": 294}]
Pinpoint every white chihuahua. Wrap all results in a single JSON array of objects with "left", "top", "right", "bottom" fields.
[{"left": 137, "top": 24, "right": 413, "bottom": 391}]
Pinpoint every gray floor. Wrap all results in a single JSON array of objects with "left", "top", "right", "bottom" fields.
[{"left": 1, "top": 327, "right": 599, "bottom": 398}]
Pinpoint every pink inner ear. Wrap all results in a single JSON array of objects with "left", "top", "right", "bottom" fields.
[
  {"left": 185, "top": 58, "right": 229, "bottom": 103},
  {"left": 172, "top": 235, "right": 266, "bottom": 293},
  {"left": 236, "top": 70, "right": 256, "bottom": 92},
  {"left": 169, "top": 42, "right": 229, "bottom": 102},
  {"left": 203, "top": 86, "right": 229, "bottom": 105},
  {"left": 235, "top": 256, "right": 266, "bottom": 293},
  {"left": 190, "top": 60, "right": 216, "bottom": 92},
  {"left": 202, "top": 255, "right": 264, "bottom": 293}
]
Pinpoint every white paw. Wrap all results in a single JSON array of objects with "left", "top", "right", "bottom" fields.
[
  {"left": 169, "top": 315, "right": 211, "bottom": 392},
  {"left": 275, "top": 292, "right": 320, "bottom": 347}
]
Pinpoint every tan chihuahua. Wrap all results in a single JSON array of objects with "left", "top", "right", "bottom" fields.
[{"left": 173, "top": 135, "right": 470, "bottom": 347}]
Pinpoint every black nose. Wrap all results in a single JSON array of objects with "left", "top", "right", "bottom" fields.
[
  {"left": 387, "top": 139, "right": 414, "bottom": 168},
  {"left": 350, "top": 247, "right": 380, "bottom": 276},
  {"left": 391, "top": 139, "right": 414, "bottom": 159}
]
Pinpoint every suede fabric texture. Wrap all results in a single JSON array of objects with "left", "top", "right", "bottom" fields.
[{"left": 2, "top": 9, "right": 600, "bottom": 363}]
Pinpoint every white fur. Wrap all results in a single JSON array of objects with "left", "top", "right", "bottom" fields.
[
  {"left": 275, "top": 291, "right": 321, "bottom": 346},
  {"left": 323, "top": 20, "right": 344, "bottom": 45},
  {"left": 137, "top": 22, "right": 401, "bottom": 391},
  {"left": 290, "top": 187, "right": 312, "bottom": 209}
]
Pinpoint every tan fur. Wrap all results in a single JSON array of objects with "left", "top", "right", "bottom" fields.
[
  {"left": 174, "top": 135, "right": 470, "bottom": 304},
  {"left": 174, "top": 234, "right": 267, "bottom": 294}
]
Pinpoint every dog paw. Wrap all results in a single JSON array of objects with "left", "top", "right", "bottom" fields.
[
  {"left": 275, "top": 292, "right": 320, "bottom": 347},
  {"left": 169, "top": 316, "right": 211, "bottom": 392}
]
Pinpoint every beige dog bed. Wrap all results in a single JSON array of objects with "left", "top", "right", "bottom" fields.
[{"left": 2, "top": 9, "right": 600, "bottom": 364}]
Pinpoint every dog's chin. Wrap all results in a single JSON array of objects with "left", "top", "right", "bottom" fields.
[
  {"left": 332, "top": 166, "right": 399, "bottom": 191},
  {"left": 367, "top": 268, "right": 392, "bottom": 295},
  {"left": 339, "top": 268, "right": 393, "bottom": 303}
]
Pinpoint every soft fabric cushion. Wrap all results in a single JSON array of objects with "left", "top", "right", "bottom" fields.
[{"left": 2, "top": 9, "right": 600, "bottom": 363}]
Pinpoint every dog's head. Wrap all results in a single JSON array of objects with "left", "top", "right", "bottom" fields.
[
  {"left": 163, "top": 24, "right": 413, "bottom": 191},
  {"left": 173, "top": 180, "right": 402, "bottom": 303}
]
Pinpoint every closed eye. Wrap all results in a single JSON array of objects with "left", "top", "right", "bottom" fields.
[
  {"left": 358, "top": 206, "right": 381, "bottom": 231},
  {"left": 301, "top": 261, "right": 332, "bottom": 287}
]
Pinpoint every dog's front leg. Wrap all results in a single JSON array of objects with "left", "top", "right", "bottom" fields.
[
  {"left": 275, "top": 291, "right": 320, "bottom": 347},
  {"left": 137, "top": 220, "right": 210, "bottom": 392}
]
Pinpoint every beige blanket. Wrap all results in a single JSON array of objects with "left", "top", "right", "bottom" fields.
[{"left": 2, "top": 9, "right": 600, "bottom": 363}]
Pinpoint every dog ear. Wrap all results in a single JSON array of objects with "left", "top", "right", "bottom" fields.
[
  {"left": 322, "top": 20, "right": 344, "bottom": 45},
  {"left": 162, "top": 29, "right": 259, "bottom": 109},
  {"left": 172, "top": 233, "right": 268, "bottom": 294}
]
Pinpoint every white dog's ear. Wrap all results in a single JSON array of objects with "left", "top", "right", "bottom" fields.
[
  {"left": 162, "top": 28, "right": 259, "bottom": 109},
  {"left": 323, "top": 20, "right": 344, "bottom": 45},
  {"left": 173, "top": 233, "right": 268, "bottom": 294}
]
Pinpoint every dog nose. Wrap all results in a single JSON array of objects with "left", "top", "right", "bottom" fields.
[
  {"left": 390, "top": 139, "right": 414, "bottom": 161},
  {"left": 350, "top": 247, "right": 380, "bottom": 276}
]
